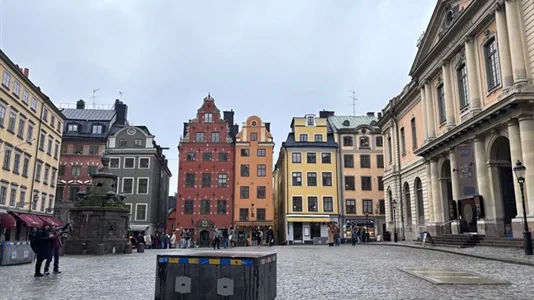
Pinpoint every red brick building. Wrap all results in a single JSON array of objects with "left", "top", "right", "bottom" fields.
[{"left": 176, "top": 94, "right": 237, "bottom": 247}]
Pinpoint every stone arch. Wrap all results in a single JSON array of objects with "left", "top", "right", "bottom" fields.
[
  {"left": 403, "top": 181, "right": 412, "bottom": 225},
  {"left": 414, "top": 177, "right": 424, "bottom": 225}
]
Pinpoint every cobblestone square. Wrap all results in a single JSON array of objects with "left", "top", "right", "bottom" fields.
[{"left": 0, "top": 245, "right": 532, "bottom": 300}]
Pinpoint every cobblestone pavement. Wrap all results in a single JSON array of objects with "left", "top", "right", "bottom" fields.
[{"left": 0, "top": 245, "right": 532, "bottom": 300}]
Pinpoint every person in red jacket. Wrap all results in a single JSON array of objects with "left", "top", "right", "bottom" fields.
[{"left": 44, "top": 223, "right": 69, "bottom": 275}]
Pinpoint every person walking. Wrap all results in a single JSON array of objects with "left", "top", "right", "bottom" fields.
[
  {"left": 44, "top": 223, "right": 69, "bottom": 275},
  {"left": 170, "top": 231, "right": 177, "bottom": 248},
  {"left": 228, "top": 226, "right": 235, "bottom": 248},
  {"left": 33, "top": 222, "right": 53, "bottom": 277},
  {"left": 266, "top": 226, "right": 274, "bottom": 246},
  {"left": 213, "top": 227, "right": 221, "bottom": 250},
  {"left": 327, "top": 224, "right": 334, "bottom": 247},
  {"left": 222, "top": 228, "right": 229, "bottom": 249},
  {"left": 256, "top": 227, "right": 263, "bottom": 248}
]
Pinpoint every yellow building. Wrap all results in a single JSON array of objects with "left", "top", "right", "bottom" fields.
[
  {"left": 0, "top": 49, "right": 64, "bottom": 241},
  {"left": 275, "top": 111, "right": 339, "bottom": 245}
]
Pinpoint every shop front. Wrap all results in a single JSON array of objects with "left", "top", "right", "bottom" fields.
[
  {"left": 234, "top": 221, "right": 274, "bottom": 246},
  {"left": 344, "top": 219, "right": 375, "bottom": 242},
  {"left": 286, "top": 215, "right": 337, "bottom": 245}
]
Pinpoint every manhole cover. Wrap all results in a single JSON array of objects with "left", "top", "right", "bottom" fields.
[{"left": 398, "top": 268, "right": 510, "bottom": 285}]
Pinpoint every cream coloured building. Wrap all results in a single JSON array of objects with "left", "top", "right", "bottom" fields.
[{"left": 379, "top": 0, "right": 534, "bottom": 239}]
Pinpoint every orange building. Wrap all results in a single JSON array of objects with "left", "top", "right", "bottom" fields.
[{"left": 233, "top": 116, "right": 275, "bottom": 245}]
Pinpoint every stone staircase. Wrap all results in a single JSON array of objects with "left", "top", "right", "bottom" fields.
[{"left": 414, "top": 234, "right": 524, "bottom": 249}]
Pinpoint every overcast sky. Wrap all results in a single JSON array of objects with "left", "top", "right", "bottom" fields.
[{"left": 1, "top": 0, "right": 436, "bottom": 196}]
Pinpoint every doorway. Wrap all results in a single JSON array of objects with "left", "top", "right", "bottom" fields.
[
  {"left": 440, "top": 160, "right": 454, "bottom": 222},
  {"left": 199, "top": 230, "right": 210, "bottom": 247},
  {"left": 293, "top": 222, "right": 303, "bottom": 243}
]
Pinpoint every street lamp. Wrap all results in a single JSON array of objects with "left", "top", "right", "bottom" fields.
[
  {"left": 513, "top": 160, "right": 533, "bottom": 255},
  {"left": 392, "top": 199, "right": 398, "bottom": 243}
]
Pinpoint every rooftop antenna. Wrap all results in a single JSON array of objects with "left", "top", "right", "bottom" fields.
[
  {"left": 92, "top": 88, "right": 100, "bottom": 108},
  {"left": 349, "top": 87, "right": 357, "bottom": 116},
  {"left": 118, "top": 91, "right": 123, "bottom": 100}
]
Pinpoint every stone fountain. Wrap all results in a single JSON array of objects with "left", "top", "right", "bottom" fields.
[{"left": 64, "top": 154, "right": 132, "bottom": 255}]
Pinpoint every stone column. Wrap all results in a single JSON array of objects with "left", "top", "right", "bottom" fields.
[
  {"left": 426, "top": 161, "right": 434, "bottom": 224},
  {"left": 420, "top": 86, "right": 428, "bottom": 142},
  {"left": 507, "top": 119, "right": 525, "bottom": 216},
  {"left": 519, "top": 115, "right": 534, "bottom": 214},
  {"left": 495, "top": 1, "right": 514, "bottom": 87},
  {"left": 464, "top": 37, "right": 482, "bottom": 112},
  {"left": 430, "top": 159, "right": 443, "bottom": 224},
  {"left": 442, "top": 61, "right": 456, "bottom": 129},
  {"left": 424, "top": 81, "right": 436, "bottom": 139},
  {"left": 505, "top": 0, "right": 528, "bottom": 83},
  {"left": 449, "top": 148, "right": 461, "bottom": 234},
  {"left": 474, "top": 136, "right": 496, "bottom": 234}
]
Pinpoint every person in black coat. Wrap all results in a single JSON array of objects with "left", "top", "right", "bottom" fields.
[{"left": 34, "top": 222, "right": 53, "bottom": 277}]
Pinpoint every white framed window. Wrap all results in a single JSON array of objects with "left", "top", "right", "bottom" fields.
[
  {"left": 31, "top": 97, "right": 38, "bottom": 111},
  {"left": 137, "top": 178, "right": 149, "bottom": 194},
  {"left": 305, "top": 115, "right": 315, "bottom": 126},
  {"left": 122, "top": 177, "right": 134, "bottom": 194},
  {"left": 2, "top": 71, "right": 11, "bottom": 87},
  {"left": 92, "top": 125, "right": 103, "bottom": 134},
  {"left": 13, "top": 81, "right": 21, "bottom": 96},
  {"left": 205, "top": 113, "right": 213, "bottom": 123},
  {"left": 135, "top": 203, "right": 147, "bottom": 221},
  {"left": 67, "top": 124, "right": 79, "bottom": 132},
  {"left": 43, "top": 108, "right": 49, "bottom": 121},
  {"left": 124, "top": 157, "right": 135, "bottom": 169},
  {"left": 109, "top": 157, "right": 120, "bottom": 169},
  {"left": 139, "top": 157, "right": 150, "bottom": 169},
  {"left": 22, "top": 89, "right": 29, "bottom": 104},
  {"left": 125, "top": 203, "right": 132, "bottom": 220}
]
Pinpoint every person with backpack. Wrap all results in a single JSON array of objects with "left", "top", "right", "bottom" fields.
[
  {"left": 44, "top": 223, "right": 69, "bottom": 275},
  {"left": 33, "top": 222, "right": 53, "bottom": 277}
]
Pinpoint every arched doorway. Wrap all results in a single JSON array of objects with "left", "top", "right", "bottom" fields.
[
  {"left": 490, "top": 136, "right": 516, "bottom": 235},
  {"left": 415, "top": 177, "right": 424, "bottom": 225},
  {"left": 199, "top": 230, "right": 211, "bottom": 247},
  {"left": 440, "top": 160, "right": 453, "bottom": 223},
  {"left": 403, "top": 182, "right": 412, "bottom": 228}
]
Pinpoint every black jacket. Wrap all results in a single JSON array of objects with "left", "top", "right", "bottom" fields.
[{"left": 33, "top": 227, "right": 51, "bottom": 259}]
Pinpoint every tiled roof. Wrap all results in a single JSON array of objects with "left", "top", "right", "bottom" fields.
[
  {"left": 327, "top": 115, "right": 379, "bottom": 132},
  {"left": 62, "top": 109, "right": 116, "bottom": 121},
  {"left": 282, "top": 133, "right": 338, "bottom": 148}
]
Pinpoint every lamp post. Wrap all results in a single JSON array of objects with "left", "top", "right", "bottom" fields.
[
  {"left": 392, "top": 199, "right": 398, "bottom": 242},
  {"left": 513, "top": 160, "right": 533, "bottom": 255}
]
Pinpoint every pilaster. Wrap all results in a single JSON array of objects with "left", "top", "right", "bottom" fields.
[
  {"left": 507, "top": 118, "right": 525, "bottom": 216},
  {"left": 425, "top": 160, "right": 434, "bottom": 224},
  {"left": 505, "top": 0, "right": 528, "bottom": 83},
  {"left": 430, "top": 159, "right": 443, "bottom": 223},
  {"left": 464, "top": 36, "right": 481, "bottom": 112},
  {"left": 441, "top": 61, "right": 456, "bottom": 130},
  {"left": 495, "top": 1, "right": 514, "bottom": 87},
  {"left": 473, "top": 136, "right": 494, "bottom": 218},
  {"left": 518, "top": 115, "right": 534, "bottom": 215},
  {"left": 424, "top": 81, "right": 437, "bottom": 139},
  {"left": 420, "top": 86, "right": 429, "bottom": 143}
]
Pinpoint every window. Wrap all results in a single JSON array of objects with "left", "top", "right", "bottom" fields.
[
  {"left": 0, "top": 103, "right": 5, "bottom": 127},
  {"left": 202, "top": 173, "right": 211, "bottom": 187},
  {"left": 323, "top": 197, "right": 334, "bottom": 212},
  {"left": 17, "top": 117, "right": 25, "bottom": 138},
  {"left": 40, "top": 194, "right": 46, "bottom": 211},
  {"left": 361, "top": 176, "right": 372, "bottom": 191},
  {"left": 410, "top": 118, "right": 418, "bottom": 149},
  {"left": 345, "top": 176, "right": 355, "bottom": 190},
  {"left": 123, "top": 178, "right": 134, "bottom": 194},
  {"left": 23, "top": 158, "right": 29, "bottom": 176},
  {"left": 202, "top": 152, "right": 212, "bottom": 161},
  {"left": 363, "top": 199, "right": 373, "bottom": 214},
  {"left": 257, "top": 149, "right": 266, "bottom": 157},
  {"left": 360, "top": 155, "right": 371, "bottom": 168},
  {"left": 379, "top": 199, "right": 386, "bottom": 215},
  {"left": 346, "top": 199, "right": 356, "bottom": 214},
  {"left": 13, "top": 152, "right": 21, "bottom": 174},
  {"left": 314, "top": 134, "right": 323, "bottom": 142},
  {"left": 9, "top": 188, "right": 16, "bottom": 206},
  {"left": 67, "top": 124, "right": 79, "bottom": 132},
  {"left": 376, "top": 136, "right": 383, "bottom": 147},
  {"left": 137, "top": 178, "right": 149, "bottom": 194},
  {"left": 58, "top": 165, "right": 65, "bottom": 176},
  {"left": 136, "top": 204, "right": 147, "bottom": 221},
  {"left": 211, "top": 132, "right": 220, "bottom": 142},
  {"left": 250, "top": 133, "right": 258, "bottom": 141},
  {"left": 388, "top": 136, "right": 392, "bottom": 163},
  {"left": 484, "top": 38, "right": 501, "bottom": 90},
  {"left": 7, "top": 110, "right": 16, "bottom": 132},
  {"left": 2, "top": 148, "right": 12, "bottom": 170},
  {"left": 344, "top": 154, "right": 354, "bottom": 168},
  {"left": 360, "top": 136, "right": 370, "bottom": 148},
  {"left": 54, "top": 142, "right": 60, "bottom": 158},
  {"left": 73, "top": 144, "right": 83, "bottom": 154},
  {"left": 35, "top": 162, "right": 42, "bottom": 181},
  {"left": 43, "top": 165, "right": 50, "bottom": 184},
  {"left": 217, "top": 200, "right": 227, "bottom": 214},
  {"left": 241, "top": 164, "right": 250, "bottom": 177},
  {"left": 0, "top": 186, "right": 6, "bottom": 205},
  {"left": 31, "top": 98, "right": 37, "bottom": 111},
  {"left": 204, "top": 113, "right": 213, "bottom": 123},
  {"left": 437, "top": 84, "right": 446, "bottom": 124},
  {"left": 92, "top": 125, "right": 103, "bottom": 134},
  {"left": 308, "top": 196, "right": 318, "bottom": 212},
  {"left": 57, "top": 121, "right": 62, "bottom": 132},
  {"left": 257, "top": 208, "right": 266, "bottom": 221},
  {"left": 257, "top": 164, "right": 266, "bottom": 177},
  {"left": 185, "top": 174, "right": 195, "bottom": 187},
  {"left": 110, "top": 158, "right": 120, "bottom": 168},
  {"left": 184, "top": 200, "right": 194, "bottom": 214},
  {"left": 400, "top": 127, "right": 406, "bottom": 155},
  {"left": 218, "top": 152, "right": 228, "bottom": 161},
  {"left": 292, "top": 152, "right": 301, "bottom": 163},
  {"left": 43, "top": 109, "right": 49, "bottom": 121},
  {"left": 69, "top": 186, "right": 80, "bottom": 201},
  {"left": 27, "top": 123, "right": 34, "bottom": 143},
  {"left": 195, "top": 132, "right": 205, "bottom": 142},
  {"left": 306, "top": 152, "right": 316, "bottom": 163},
  {"left": 217, "top": 174, "right": 228, "bottom": 187},
  {"left": 292, "top": 172, "right": 302, "bottom": 186},
  {"left": 257, "top": 186, "right": 266, "bottom": 198},
  {"left": 322, "top": 172, "right": 332, "bottom": 186},
  {"left": 292, "top": 196, "right": 303, "bottom": 212},
  {"left": 321, "top": 153, "right": 331, "bottom": 164},
  {"left": 299, "top": 134, "right": 308, "bottom": 142},
  {"left": 47, "top": 137, "right": 53, "bottom": 155},
  {"left": 306, "top": 115, "right": 315, "bottom": 126},
  {"left": 124, "top": 158, "right": 135, "bottom": 168},
  {"left": 32, "top": 194, "right": 38, "bottom": 210},
  {"left": 120, "top": 140, "right": 128, "bottom": 148},
  {"left": 343, "top": 136, "right": 353, "bottom": 146},
  {"left": 89, "top": 145, "right": 99, "bottom": 155},
  {"left": 2, "top": 71, "right": 10, "bottom": 87},
  {"left": 241, "top": 149, "right": 250, "bottom": 157},
  {"left": 378, "top": 176, "right": 384, "bottom": 191},
  {"left": 187, "top": 152, "right": 196, "bottom": 161},
  {"left": 457, "top": 63, "right": 469, "bottom": 109},
  {"left": 13, "top": 81, "right": 21, "bottom": 96},
  {"left": 139, "top": 158, "right": 149, "bottom": 168},
  {"left": 239, "top": 208, "right": 249, "bottom": 221},
  {"left": 240, "top": 186, "right": 249, "bottom": 199},
  {"left": 307, "top": 172, "right": 317, "bottom": 186},
  {"left": 370, "top": 155, "right": 381, "bottom": 170}
]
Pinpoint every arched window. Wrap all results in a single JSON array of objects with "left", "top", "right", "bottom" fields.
[
  {"left": 404, "top": 182, "right": 412, "bottom": 223},
  {"left": 415, "top": 178, "right": 424, "bottom": 225}
]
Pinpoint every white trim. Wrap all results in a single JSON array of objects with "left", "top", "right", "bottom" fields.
[
  {"left": 286, "top": 214, "right": 331, "bottom": 218},
  {"left": 122, "top": 177, "right": 135, "bottom": 194},
  {"left": 123, "top": 157, "right": 135, "bottom": 169},
  {"left": 306, "top": 195, "right": 319, "bottom": 213},
  {"left": 136, "top": 177, "right": 149, "bottom": 195},
  {"left": 109, "top": 157, "right": 121, "bottom": 169},
  {"left": 135, "top": 203, "right": 148, "bottom": 221},
  {"left": 138, "top": 157, "right": 150, "bottom": 169},
  {"left": 125, "top": 203, "right": 132, "bottom": 220},
  {"left": 305, "top": 114, "right": 316, "bottom": 126},
  {"left": 116, "top": 177, "right": 120, "bottom": 193}
]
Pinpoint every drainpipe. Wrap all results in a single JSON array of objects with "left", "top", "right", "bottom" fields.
[
  {"left": 29, "top": 104, "right": 45, "bottom": 213},
  {"left": 391, "top": 109, "right": 406, "bottom": 241}
]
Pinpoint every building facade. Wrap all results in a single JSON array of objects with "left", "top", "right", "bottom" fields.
[
  {"left": 275, "top": 112, "right": 339, "bottom": 245},
  {"left": 328, "top": 113, "right": 387, "bottom": 240},
  {"left": 106, "top": 125, "right": 172, "bottom": 234},
  {"left": 381, "top": 0, "right": 534, "bottom": 239},
  {"left": 0, "top": 49, "right": 64, "bottom": 241},
  {"left": 176, "top": 94, "right": 237, "bottom": 247},
  {"left": 234, "top": 115, "right": 275, "bottom": 245}
]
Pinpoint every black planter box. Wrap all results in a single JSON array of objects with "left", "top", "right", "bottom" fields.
[{"left": 155, "top": 251, "right": 277, "bottom": 300}]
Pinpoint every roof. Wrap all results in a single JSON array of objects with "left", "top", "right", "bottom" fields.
[
  {"left": 327, "top": 115, "right": 379, "bottom": 132},
  {"left": 62, "top": 109, "right": 116, "bottom": 121},
  {"left": 282, "top": 132, "right": 338, "bottom": 148}
]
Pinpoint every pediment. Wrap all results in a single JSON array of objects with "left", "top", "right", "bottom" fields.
[{"left": 410, "top": 0, "right": 473, "bottom": 76}]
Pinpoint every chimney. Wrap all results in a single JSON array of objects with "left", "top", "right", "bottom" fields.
[
  {"left": 76, "top": 99, "right": 85, "bottom": 109},
  {"left": 233, "top": 124, "right": 239, "bottom": 139},
  {"left": 113, "top": 99, "right": 129, "bottom": 126},
  {"left": 265, "top": 122, "right": 271, "bottom": 132},
  {"left": 367, "top": 112, "right": 375, "bottom": 117},
  {"left": 23, "top": 68, "right": 29, "bottom": 77},
  {"left": 319, "top": 110, "right": 335, "bottom": 118},
  {"left": 377, "top": 112, "right": 382, "bottom": 119},
  {"left": 183, "top": 122, "right": 189, "bottom": 137}
]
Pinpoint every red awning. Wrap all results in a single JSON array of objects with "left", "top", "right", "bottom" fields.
[
  {"left": 13, "top": 212, "right": 43, "bottom": 228},
  {"left": 0, "top": 213, "right": 17, "bottom": 229},
  {"left": 37, "top": 215, "right": 64, "bottom": 227}
]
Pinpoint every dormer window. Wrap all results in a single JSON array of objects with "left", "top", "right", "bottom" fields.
[
  {"left": 67, "top": 124, "right": 79, "bottom": 132},
  {"left": 342, "top": 120, "right": 350, "bottom": 126},
  {"left": 92, "top": 125, "right": 104, "bottom": 134},
  {"left": 299, "top": 134, "right": 308, "bottom": 142},
  {"left": 205, "top": 113, "right": 213, "bottom": 123},
  {"left": 306, "top": 115, "right": 315, "bottom": 126}
]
